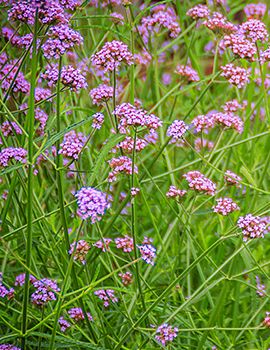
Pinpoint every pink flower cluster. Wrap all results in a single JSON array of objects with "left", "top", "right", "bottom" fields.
[
  {"left": 59, "top": 130, "right": 86, "bottom": 159},
  {"left": 117, "top": 136, "right": 148, "bottom": 153},
  {"left": 75, "top": 187, "right": 111, "bottom": 223},
  {"left": 263, "top": 312, "right": 270, "bottom": 327},
  {"left": 237, "top": 214, "right": 266, "bottom": 241},
  {"left": 42, "top": 24, "right": 83, "bottom": 59},
  {"left": 166, "top": 185, "right": 187, "bottom": 199},
  {"left": 42, "top": 64, "right": 87, "bottom": 91},
  {"left": 108, "top": 156, "right": 138, "bottom": 182},
  {"left": 167, "top": 120, "right": 188, "bottom": 143},
  {"left": 90, "top": 84, "right": 113, "bottom": 105},
  {"left": 223, "top": 32, "right": 257, "bottom": 61},
  {"left": 118, "top": 271, "right": 133, "bottom": 286},
  {"left": 92, "top": 112, "right": 104, "bottom": 130},
  {"left": 222, "top": 99, "right": 246, "bottom": 113},
  {"left": 175, "top": 65, "right": 200, "bottom": 82},
  {"left": 94, "top": 289, "right": 118, "bottom": 307},
  {"left": 239, "top": 19, "right": 268, "bottom": 43},
  {"left": 211, "top": 112, "right": 244, "bottom": 133},
  {"left": 113, "top": 103, "right": 162, "bottom": 134},
  {"left": 244, "top": 3, "right": 267, "bottom": 19},
  {"left": 213, "top": 197, "right": 240, "bottom": 216},
  {"left": 93, "top": 238, "right": 112, "bottom": 252},
  {"left": 155, "top": 323, "right": 179, "bottom": 346},
  {"left": 115, "top": 235, "right": 134, "bottom": 252},
  {"left": 183, "top": 171, "right": 216, "bottom": 196},
  {"left": 138, "top": 5, "right": 181, "bottom": 43},
  {"left": 192, "top": 114, "right": 215, "bottom": 133},
  {"left": 68, "top": 307, "right": 93, "bottom": 321},
  {"left": 204, "top": 12, "right": 237, "bottom": 33},
  {"left": 221, "top": 64, "right": 250, "bottom": 88},
  {"left": 0, "top": 147, "right": 27, "bottom": 167},
  {"left": 69, "top": 240, "right": 91, "bottom": 265},
  {"left": 224, "top": 170, "right": 242, "bottom": 186},
  {"left": 91, "top": 40, "right": 133, "bottom": 73},
  {"left": 137, "top": 244, "right": 156, "bottom": 265},
  {"left": 186, "top": 5, "right": 210, "bottom": 20}
]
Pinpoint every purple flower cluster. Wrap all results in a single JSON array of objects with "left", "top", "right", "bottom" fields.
[
  {"left": 68, "top": 307, "right": 93, "bottom": 321},
  {"left": 167, "top": 120, "right": 188, "bottom": 143},
  {"left": 0, "top": 63, "right": 30, "bottom": 94},
  {"left": 213, "top": 197, "right": 240, "bottom": 216},
  {"left": 0, "top": 274, "right": 14, "bottom": 300},
  {"left": 20, "top": 104, "right": 48, "bottom": 136},
  {"left": 35, "top": 87, "right": 52, "bottom": 102},
  {"left": 108, "top": 156, "right": 138, "bottom": 182},
  {"left": 113, "top": 103, "right": 162, "bottom": 134},
  {"left": 138, "top": 5, "right": 181, "bottom": 43},
  {"left": 224, "top": 170, "right": 242, "bottom": 186},
  {"left": 92, "top": 112, "right": 104, "bottom": 130},
  {"left": 31, "top": 278, "right": 60, "bottom": 306},
  {"left": 75, "top": 187, "right": 111, "bottom": 223},
  {"left": 237, "top": 214, "right": 266, "bottom": 241},
  {"left": 0, "top": 345, "right": 21, "bottom": 350},
  {"left": 42, "top": 64, "right": 87, "bottom": 91},
  {"left": 222, "top": 99, "right": 246, "bottom": 113},
  {"left": 256, "top": 276, "right": 266, "bottom": 297},
  {"left": 186, "top": 5, "right": 210, "bottom": 20},
  {"left": 137, "top": 244, "right": 156, "bottom": 265},
  {"left": 58, "top": 316, "right": 71, "bottom": 332},
  {"left": 0, "top": 121, "right": 22, "bottom": 137},
  {"left": 94, "top": 289, "right": 118, "bottom": 307},
  {"left": 244, "top": 3, "right": 267, "bottom": 19},
  {"left": 42, "top": 24, "right": 83, "bottom": 59},
  {"left": 155, "top": 323, "right": 179, "bottom": 346},
  {"left": 93, "top": 238, "right": 112, "bottom": 252},
  {"left": 183, "top": 171, "right": 216, "bottom": 196},
  {"left": 59, "top": 130, "right": 86, "bottom": 159},
  {"left": 166, "top": 185, "right": 187, "bottom": 199},
  {"left": 90, "top": 84, "right": 113, "bottom": 105},
  {"left": 221, "top": 64, "right": 250, "bottom": 88},
  {"left": 69, "top": 240, "right": 91, "bottom": 264},
  {"left": 175, "top": 65, "right": 200, "bottom": 82},
  {"left": 91, "top": 40, "right": 133, "bottom": 73},
  {"left": 0, "top": 147, "right": 27, "bottom": 167}
]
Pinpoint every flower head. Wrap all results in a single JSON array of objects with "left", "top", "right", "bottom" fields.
[
  {"left": 237, "top": 214, "right": 266, "bottom": 241},
  {"left": 75, "top": 187, "right": 111, "bottom": 222},
  {"left": 224, "top": 170, "right": 242, "bottom": 186},
  {"left": 186, "top": 5, "right": 210, "bottom": 20},
  {"left": 155, "top": 323, "right": 178, "bottom": 346},
  {"left": 69, "top": 240, "right": 91, "bottom": 264},
  {"left": 175, "top": 65, "right": 199, "bottom": 82},
  {"left": 0, "top": 147, "right": 27, "bottom": 167},
  {"left": 115, "top": 235, "right": 134, "bottom": 252},
  {"left": 94, "top": 289, "right": 118, "bottom": 307},
  {"left": 108, "top": 156, "right": 137, "bottom": 182},
  {"left": 90, "top": 84, "right": 113, "bottom": 105},
  {"left": 91, "top": 40, "right": 133, "bottom": 73},
  {"left": 166, "top": 185, "right": 187, "bottom": 199},
  {"left": 183, "top": 171, "right": 216, "bottom": 195},
  {"left": 221, "top": 64, "right": 250, "bottom": 88},
  {"left": 213, "top": 197, "right": 240, "bottom": 215},
  {"left": 167, "top": 120, "right": 188, "bottom": 143},
  {"left": 137, "top": 244, "right": 156, "bottom": 265},
  {"left": 59, "top": 130, "right": 86, "bottom": 159}
]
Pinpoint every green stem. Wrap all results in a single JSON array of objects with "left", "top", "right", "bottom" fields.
[{"left": 21, "top": 11, "right": 39, "bottom": 350}]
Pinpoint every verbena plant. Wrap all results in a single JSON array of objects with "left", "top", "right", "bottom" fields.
[{"left": 0, "top": 0, "right": 270, "bottom": 349}]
